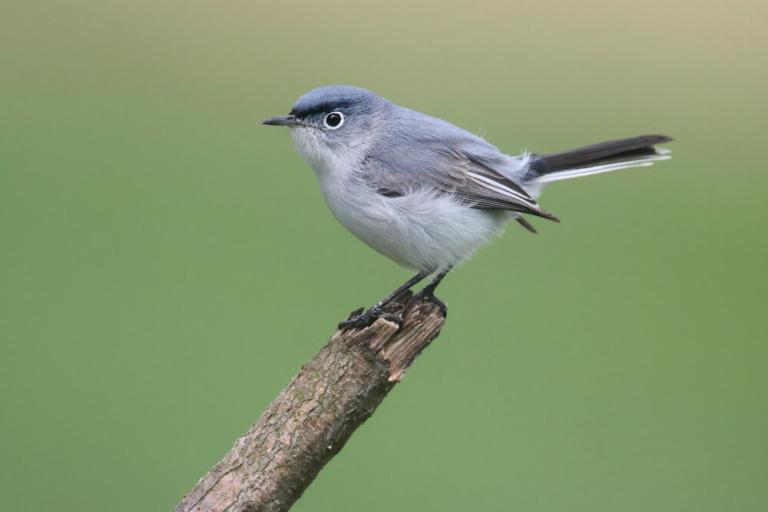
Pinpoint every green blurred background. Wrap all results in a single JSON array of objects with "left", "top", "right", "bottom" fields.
[{"left": 2, "top": 1, "right": 766, "bottom": 510}]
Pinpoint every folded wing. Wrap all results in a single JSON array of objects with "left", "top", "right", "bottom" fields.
[{"left": 363, "top": 146, "right": 559, "bottom": 222}]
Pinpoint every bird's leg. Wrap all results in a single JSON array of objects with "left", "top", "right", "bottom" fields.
[
  {"left": 339, "top": 271, "right": 429, "bottom": 329},
  {"left": 414, "top": 266, "right": 452, "bottom": 317}
]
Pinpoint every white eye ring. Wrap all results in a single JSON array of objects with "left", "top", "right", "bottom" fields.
[{"left": 324, "top": 112, "right": 344, "bottom": 129}]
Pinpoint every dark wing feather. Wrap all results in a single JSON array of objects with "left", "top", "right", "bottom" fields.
[{"left": 363, "top": 148, "right": 559, "bottom": 222}]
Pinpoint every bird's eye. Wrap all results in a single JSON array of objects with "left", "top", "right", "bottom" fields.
[{"left": 324, "top": 112, "right": 344, "bottom": 129}]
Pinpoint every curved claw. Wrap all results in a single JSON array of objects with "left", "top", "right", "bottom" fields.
[
  {"left": 414, "top": 291, "right": 447, "bottom": 318},
  {"left": 338, "top": 305, "right": 403, "bottom": 330}
]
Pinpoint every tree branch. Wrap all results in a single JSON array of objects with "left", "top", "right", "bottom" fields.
[{"left": 175, "top": 292, "right": 446, "bottom": 512}]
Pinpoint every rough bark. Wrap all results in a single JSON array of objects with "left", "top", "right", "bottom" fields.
[{"left": 175, "top": 292, "right": 446, "bottom": 512}]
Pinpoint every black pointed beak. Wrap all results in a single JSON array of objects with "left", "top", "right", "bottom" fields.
[{"left": 262, "top": 115, "right": 299, "bottom": 127}]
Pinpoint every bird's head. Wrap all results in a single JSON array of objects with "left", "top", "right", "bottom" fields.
[{"left": 263, "top": 85, "right": 388, "bottom": 174}]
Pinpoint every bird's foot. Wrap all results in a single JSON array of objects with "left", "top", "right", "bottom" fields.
[
  {"left": 338, "top": 305, "right": 403, "bottom": 330},
  {"left": 414, "top": 289, "right": 447, "bottom": 318}
]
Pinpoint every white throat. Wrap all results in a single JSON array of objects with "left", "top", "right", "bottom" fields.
[{"left": 290, "top": 127, "right": 363, "bottom": 182}]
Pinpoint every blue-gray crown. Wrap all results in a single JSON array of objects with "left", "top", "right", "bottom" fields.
[{"left": 289, "top": 85, "right": 383, "bottom": 118}]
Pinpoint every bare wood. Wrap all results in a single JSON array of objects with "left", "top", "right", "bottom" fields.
[{"left": 175, "top": 292, "right": 446, "bottom": 512}]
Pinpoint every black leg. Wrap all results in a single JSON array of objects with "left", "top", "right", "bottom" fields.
[
  {"left": 370, "top": 271, "right": 430, "bottom": 310},
  {"left": 339, "top": 271, "right": 429, "bottom": 329},
  {"left": 415, "top": 266, "right": 452, "bottom": 317}
]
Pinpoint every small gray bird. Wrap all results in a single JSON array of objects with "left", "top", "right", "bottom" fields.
[{"left": 263, "top": 85, "right": 672, "bottom": 328}]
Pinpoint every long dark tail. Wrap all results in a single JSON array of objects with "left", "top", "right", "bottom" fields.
[{"left": 528, "top": 134, "right": 673, "bottom": 184}]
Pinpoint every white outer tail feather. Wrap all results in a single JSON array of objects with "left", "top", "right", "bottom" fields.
[{"left": 534, "top": 148, "right": 671, "bottom": 184}]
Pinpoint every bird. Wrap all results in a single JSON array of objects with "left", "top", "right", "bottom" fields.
[{"left": 263, "top": 85, "right": 672, "bottom": 328}]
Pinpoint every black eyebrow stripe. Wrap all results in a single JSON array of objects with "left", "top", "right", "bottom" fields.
[{"left": 290, "top": 100, "right": 354, "bottom": 118}]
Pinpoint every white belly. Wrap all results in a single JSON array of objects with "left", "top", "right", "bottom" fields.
[{"left": 319, "top": 178, "right": 508, "bottom": 272}]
